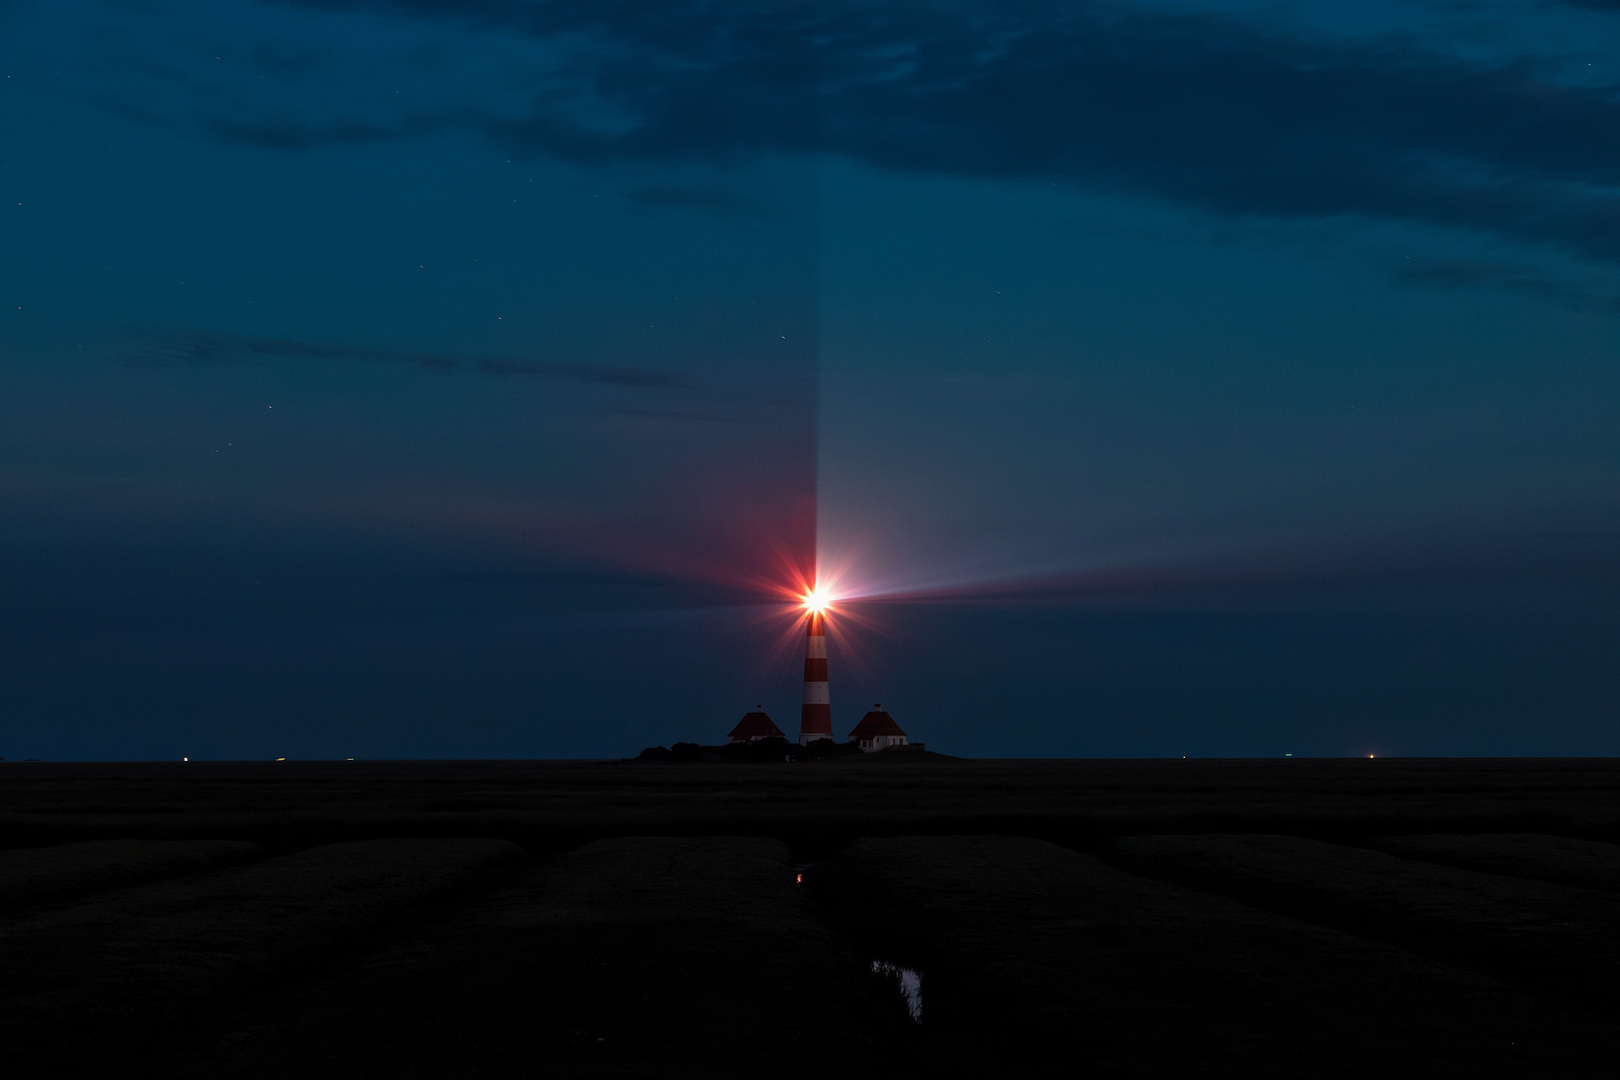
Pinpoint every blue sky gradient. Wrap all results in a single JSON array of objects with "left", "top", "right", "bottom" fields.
[{"left": 3, "top": 0, "right": 1619, "bottom": 758}]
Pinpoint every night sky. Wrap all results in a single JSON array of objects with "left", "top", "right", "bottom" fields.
[{"left": 4, "top": 0, "right": 1620, "bottom": 760}]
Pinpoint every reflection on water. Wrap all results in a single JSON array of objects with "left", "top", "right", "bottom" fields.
[{"left": 872, "top": 960, "right": 922, "bottom": 1022}]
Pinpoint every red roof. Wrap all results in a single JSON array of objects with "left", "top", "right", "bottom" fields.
[
  {"left": 728, "top": 710, "right": 785, "bottom": 741},
  {"left": 849, "top": 707, "right": 906, "bottom": 739}
]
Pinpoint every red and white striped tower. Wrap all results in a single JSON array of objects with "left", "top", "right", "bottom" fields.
[{"left": 798, "top": 609, "right": 833, "bottom": 745}]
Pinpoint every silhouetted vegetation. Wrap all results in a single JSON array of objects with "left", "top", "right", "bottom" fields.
[
  {"left": 794, "top": 738, "right": 866, "bottom": 761},
  {"left": 723, "top": 736, "right": 794, "bottom": 762},
  {"left": 635, "top": 738, "right": 867, "bottom": 763}
]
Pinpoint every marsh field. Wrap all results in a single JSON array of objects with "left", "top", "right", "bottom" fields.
[{"left": 3, "top": 757, "right": 1620, "bottom": 1077}]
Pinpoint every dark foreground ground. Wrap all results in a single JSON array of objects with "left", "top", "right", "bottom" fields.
[{"left": 3, "top": 757, "right": 1620, "bottom": 1077}]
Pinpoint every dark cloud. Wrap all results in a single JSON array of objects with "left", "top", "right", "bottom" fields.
[
  {"left": 602, "top": 406, "right": 745, "bottom": 423},
  {"left": 244, "top": 0, "right": 1620, "bottom": 266},
  {"left": 248, "top": 39, "right": 328, "bottom": 78},
  {"left": 625, "top": 184, "right": 775, "bottom": 218},
  {"left": 1390, "top": 256, "right": 1620, "bottom": 309},
  {"left": 117, "top": 329, "right": 691, "bottom": 387},
  {"left": 200, "top": 112, "right": 423, "bottom": 149}
]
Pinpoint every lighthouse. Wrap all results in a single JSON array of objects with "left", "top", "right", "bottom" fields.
[{"left": 798, "top": 609, "right": 833, "bottom": 745}]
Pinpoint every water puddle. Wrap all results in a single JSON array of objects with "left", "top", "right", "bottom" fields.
[
  {"left": 794, "top": 863, "right": 920, "bottom": 1024},
  {"left": 872, "top": 960, "right": 923, "bottom": 1023}
]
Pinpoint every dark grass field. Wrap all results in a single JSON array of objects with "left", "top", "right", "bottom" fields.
[
  {"left": 817, "top": 835, "right": 1620, "bottom": 1078},
  {"left": 3, "top": 757, "right": 1620, "bottom": 1077},
  {"left": 1363, "top": 832, "right": 1620, "bottom": 892},
  {"left": 184, "top": 837, "right": 901, "bottom": 1080},
  {"left": 1096, "top": 833, "right": 1620, "bottom": 1012}
]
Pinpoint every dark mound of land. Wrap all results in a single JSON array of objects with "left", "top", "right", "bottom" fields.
[
  {"left": 635, "top": 738, "right": 939, "bottom": 763},
  {"left": 817, "top": 834, "right": 1619, "bottom": 1078},
  {"left": 1, "top": 758, "right": 1619, "bottom": 1077}
]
